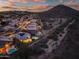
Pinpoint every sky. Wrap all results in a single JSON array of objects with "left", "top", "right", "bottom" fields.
[
  {"left": 0, "top": 0, "right": 79, "bottom": 12},
  {"left": 0, "top": 0, "right": 52, "bottom": 6},
  {"left": 0, "top": 0, "right": 79, "bottom": 7}
]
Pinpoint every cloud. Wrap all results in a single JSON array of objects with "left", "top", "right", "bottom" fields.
[
  {"left": 8, "top": 0, "right": 29, "bottom": 3},
  {"left": 8, "top": 0, "right": 46, "bottom": 3},
  {"left": 0, "top": 0, "right": 8, "bottom": 6},
  {"left": 32, "top": 0, "right": 45, "bottom": 2}
]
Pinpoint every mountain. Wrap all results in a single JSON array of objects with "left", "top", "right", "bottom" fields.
[
  {"left": 39, "top": 5, "right": 79, "bottom": 18},
  {"left": 68, "top": 4, "right": 79, "bottom": 10},
  {"left": 38, "top": 5, "right": 79, "bottom": 59}
]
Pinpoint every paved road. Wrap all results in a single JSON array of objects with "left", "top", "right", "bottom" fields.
[{"left": 28, "top": 18, "right": 68, "bottom": 47}]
